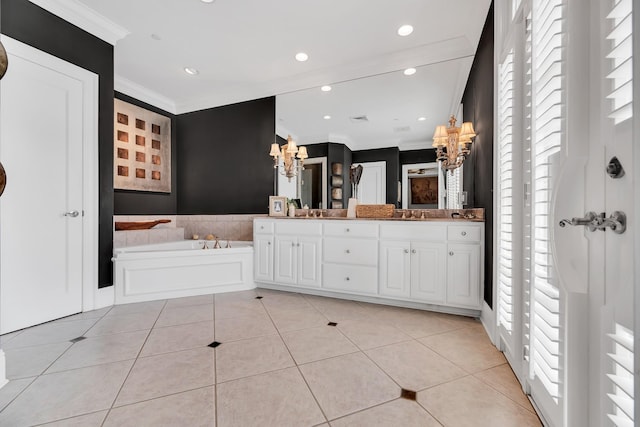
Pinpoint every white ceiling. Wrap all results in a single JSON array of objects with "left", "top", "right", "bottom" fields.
[{"left": 62, "top": 0, "right": 491, "bottom": 149}]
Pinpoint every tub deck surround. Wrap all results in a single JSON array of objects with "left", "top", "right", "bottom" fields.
[
  {"left": 112, "top": 240, "right": 255, "bottom": 304},
  {"left": 114, "top": 214, "right": 265, "bottom": 248},
  {"left": 254, "top": 217, "right": 484, "bottom": 317}
]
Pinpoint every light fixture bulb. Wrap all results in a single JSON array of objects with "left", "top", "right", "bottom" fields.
[
  {"left": 295, "top": 52, "right": 309, "bottom": 62},
  {"left": 321, "top": 85, "right": 332, "bottom": 92},
  {"left": 403, "top": 67, "right": 416, "bottom": 76},
  {"left": 397, "top": 24, "right": 414, "bottom": 36},
  {"left": 184, "top": 67, "right": 199, "bottom": 75},
  {"left": 323, "top": 115, "right": 331, "bottom": 120},
  {"left": 418, "top": 117, "right": 426, "bottom": 121}
]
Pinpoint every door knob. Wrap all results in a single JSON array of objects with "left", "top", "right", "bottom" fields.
[
  {"left": 558, "top": 211, "right": 601, "bottom": 232},
  {"left": 597, "top": 211, "right": 627, "bottom": 234},
  {"left": 64, "top": 210, "right": 79, "bottom": 217}
]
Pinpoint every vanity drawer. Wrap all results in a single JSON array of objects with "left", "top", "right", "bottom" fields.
[
  {"left": 324, "top": 222, "right": 379, "bottom": 238},
  {"left": 323, "top": 238, "right": 378, "bottom": 266},
  {"left": 275, "top": 220, "right": 322, "bottom": 236},
  {"left": 380, "top": 223, "right": 446, "bottom": 241},
  {"left": 254, "top": 219, "right": 274, "bottom": 234},
  {"left": 322, "top": 263, "right": 378, "bottom": 295},
  {"left": 447, "top": 225, "right": 481, "bottom": 242}
]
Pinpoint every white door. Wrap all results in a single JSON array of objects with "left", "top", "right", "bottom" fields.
[
  {"left": 410, "top": 241, "right": 446, "bottom": 303},
  {"left": 0, "top": 37, "right": 93, "bottom": 333},
  {"left": 357, "top": 161, "right": 386, "bottom": 204},
  {"left": 297, "top": 236, "right": 321, "bottom": 287},
  {"left": 446, "top": 243, "right": 480, "bottom": 308},
  {"left": 379, "top": 241, "right": 410, "bottom": 297},
  {"left": 274, "top": 236, "right": 297, "bottom": 285},
  {"left": 253, "top": 234, "right": 273, "bottom": 282}
]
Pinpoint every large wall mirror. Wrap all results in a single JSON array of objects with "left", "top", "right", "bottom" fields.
[{"left": 274, "top": 55, "right": 475, "bottom": 208}]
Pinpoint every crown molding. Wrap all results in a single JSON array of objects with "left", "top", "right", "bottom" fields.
[
  {"left": 114, "top": 75, "right": 177, "bottom": 115},
  {"left": 28, "top": 0, "right": 129, "bottom": 45}
]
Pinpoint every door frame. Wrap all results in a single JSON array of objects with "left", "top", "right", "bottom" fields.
[{"left": 0, "top": 35, "right": 99, "bottom": 313}]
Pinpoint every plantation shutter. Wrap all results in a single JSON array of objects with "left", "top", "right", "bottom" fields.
[
  {"left": 606, "top": 0, "right": 633, "bottom": 124},
  {"left": 606, "top": 323, "right": 634, "bottom": 426},
  {"left": 604, "top": 2, "right": 634, "bottom": 426},
  {"left": 523, "top": 11, "right": 533, "bottom": 364},
  {"left": 497, "top": 49, "right": 515, "bottom": 334},
  {"left": 529, "top": 0, "right": 565, "bottom": 405}
]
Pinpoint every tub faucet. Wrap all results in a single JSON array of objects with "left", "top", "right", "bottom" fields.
[
  {"left": 226, "top": 240, "right": 231, "bottom": 249},
  {"left": 214, "top": 238, "right": 221, "bottom": 249}
]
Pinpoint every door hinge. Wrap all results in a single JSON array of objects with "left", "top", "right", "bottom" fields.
[{"left": 523, "top": 345, "right": 530, "bottom": 360}]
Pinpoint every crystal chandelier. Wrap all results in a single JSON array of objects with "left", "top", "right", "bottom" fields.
[
  {"left": 432, "top": 115, "right": 476, "bottom": 170},
  {"left": 269, "top": 135, "right": 308, "bottom": 182}
]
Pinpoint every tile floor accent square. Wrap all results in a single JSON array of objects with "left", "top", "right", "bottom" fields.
[
  {"left": 208, "top": 341, "right": 221, "bottom": 348},
  {"left": 69, "top": 336, "right": 86, "bottom": 343},
  {"left": 327, "top": 322, "right": 337, "bottom": 326},
  {"left": 299, "top": 352, "right": 400, "bottom": 419}
]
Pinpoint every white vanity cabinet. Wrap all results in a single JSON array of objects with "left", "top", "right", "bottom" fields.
[
  {"left": 253, "top": 218, "right": 484, "bottom": 315},
  {"left": 253, "top": 219, "right": 274, "bottom": 282},
  {"left": 379, "top": 224, "right": 447, "bottom": 303},
  {"left": 273, "top": 221, "right": 322, "bottom": 288},
  {"left": 445, "top": 225, "right": 482, "bottom": 308},
  {"left": 322, "top": 222, "right": 379, "bottom": 295}
]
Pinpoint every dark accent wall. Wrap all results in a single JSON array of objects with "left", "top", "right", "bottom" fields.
[
  {"left": 462, "top": 3, "right": 494, "bottom": 307},
  {"left": 399, "top": 149, "right": 438, "bottom": 169},
  {"left": 114, "top": 92, "right": 178, "bottom": 215},
  {"left": 352, "top": 147, "right": 400, "bottom": 206},
  {"left": 177, "top": 97, "right": 275, "bottom": 214},
  {"left": 1, "top": 0, "right": 115, "bottom": 288}
]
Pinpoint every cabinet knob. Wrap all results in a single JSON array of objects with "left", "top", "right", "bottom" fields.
[
  {"left": 345, "top": 277, "right": 350, "bottom": 281},
  {"left": 346, "top": 228, "right": 350, "bottom": 232},
  {"left": 412, "top": 249, "right": 416, "bottom": 254},
  {"left": 345, "top": 249, "right": 351, "bottom": 254},
  {"left": 449, "top": 251, "right": 454, "bottom": 256},
  {"left": 292, "top": 242, "right": 296, "bottom": 247},
  {"left": 260, "top": 226, "right": 264, "bottom": 230},
  {"left": 297, "top": 243, "right": 300, "bottom": 247},
  {"left": 404, "top": 249, "right": 409, "bottom": 254},
  {"left": 267, "top": 241, "right": 271, "bottom": 245},
  {"left": 461, "top": 231, "right": 467, "bottom": 236}
]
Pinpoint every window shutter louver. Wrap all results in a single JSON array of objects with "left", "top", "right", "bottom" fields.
[
  {"left": 523, "top": 12, "right": 533, "bottom": 363},
  {"left": 498, "top": 49, "right": 515, "bottom": 334},
  {"left": 530, "top": 0, "right": 565, "bottom": 403},
  {"left": 606, "top": 323, "right": 634, "bottom": 426},
  {"left": 606, "top": 0, "right": 633, "bottom": 124}
]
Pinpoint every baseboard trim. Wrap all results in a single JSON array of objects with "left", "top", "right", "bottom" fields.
[
  {"left": 95, "top": 286, "right": 115, "bottom": 310},
  {"left": 480, "top": 301, "right": 497, "bottom": 345}
]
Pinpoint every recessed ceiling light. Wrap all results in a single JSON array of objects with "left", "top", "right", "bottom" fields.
[
  {"left": 404, "top": 67, "right": 417, "bottom": 76},
  {"left": 201, "top": 0, "right": 216, "bottom": 3},
  {"left": 321, "top": 85, "right": 332, "bottom": 92},
  {"left": 418, "top": 117, "right": 427, "bottom": 121},
  {"left": 397, "top": 24, "right": 414, "bottom": 36},
  {"left": 323, "top": 115, "right": 331, "bottom": 120},
  {"left": 184, "top": 67, "right": 199, "bottom": 75},
  {"left": 295, "top": 52, "right": 309, "bottom": 62}
]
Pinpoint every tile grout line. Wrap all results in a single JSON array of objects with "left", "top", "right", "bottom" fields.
[
  {"left": 0, "top": 308, "right": 115, "bottom": 417},
  {"left": 257, "top": 292, "right": 331, "bottom": 425},
  {"left": 100, "top": 299, "right": 168, "bottom": 427},
  {"left": 212, "top": 293, "right": 218, "bottom": 427}
]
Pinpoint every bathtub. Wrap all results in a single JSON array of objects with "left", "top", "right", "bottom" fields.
[{"left": 112, "top": 240, "right": 256, "bottom": 304}]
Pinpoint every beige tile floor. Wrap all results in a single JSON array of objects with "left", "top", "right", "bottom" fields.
[{"left": 0, "top": 289, "right": 542, "bottom": 426}]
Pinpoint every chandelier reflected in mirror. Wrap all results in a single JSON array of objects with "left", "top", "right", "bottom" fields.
[
  {"left": 269, "top": 135, "right": 308, "bottom": 182},
  {"left": 432, "top": 115, "right": 476, "bottom": 170}
]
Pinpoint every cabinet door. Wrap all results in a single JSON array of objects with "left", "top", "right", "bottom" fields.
[
  {"left": 298, "top": 236, "right": 321, "bottom": 288},
  {"left": 254, "top": 234, "right": 274, "bottom": 282},
  {"left": 379, "top": 241, "right": 411, "bottom": 297},
  {"left": 274, "top": 236, "right": 297, "bottom": 285},
  {"left": 446, "top": 243, "right": 480, "bottom": 308},
  {"left": 410, "top": 241, "right": 446, "bottom": 303}
]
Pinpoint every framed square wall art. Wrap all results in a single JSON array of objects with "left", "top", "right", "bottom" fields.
[
  {"left": 269, "top": 196, "right": 287, "bottom": 217},
  {"left": 114, "top": 99, "right": 171, "bottom": 192}
]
